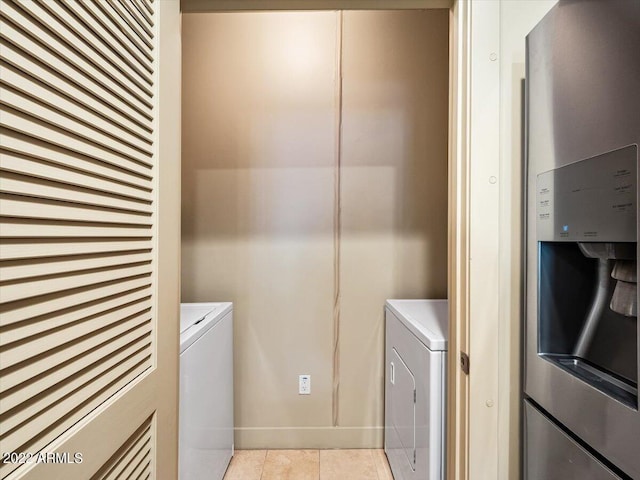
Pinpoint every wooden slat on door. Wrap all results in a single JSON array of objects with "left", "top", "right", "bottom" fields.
[{"left": 0, "top": 0, "right": 157, "bottom": 477}]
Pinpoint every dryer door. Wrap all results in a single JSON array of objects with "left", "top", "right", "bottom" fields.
[{"left": 391, "top": 347, "right": 416, "bottom": 471}]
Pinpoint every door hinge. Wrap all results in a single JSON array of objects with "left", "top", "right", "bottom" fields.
[
  {"left": 413, "top": 449, "right": 416, "bottom": 465},
  {"left": 413, "top": 389, "right": 416, "bottom": 403},
  {"left": 460, "top": 351, "right": 470, "bottom": 375}
]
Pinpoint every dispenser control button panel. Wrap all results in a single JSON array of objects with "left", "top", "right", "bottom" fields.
[{"left": 536, "top": 145, "right": 637, "bottom": 242}]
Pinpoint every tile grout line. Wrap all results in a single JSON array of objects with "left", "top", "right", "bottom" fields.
[{"left": 258, "top": 449, "right": 267, "bottom": 480}]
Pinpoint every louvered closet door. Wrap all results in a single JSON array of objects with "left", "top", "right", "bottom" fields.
[{"left": 0, "top": 1, "right": 180, "bottom": 479}]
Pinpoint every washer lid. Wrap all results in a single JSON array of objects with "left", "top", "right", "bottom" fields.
[
  {"left": 180, "top": 304, "right": 217, "bottom": 334},
  {"left": 385, "top": 299, "right": 448, "bottom": 351},
  {"left": 180, "top": 302, "right": 233, "bottom": 353}
]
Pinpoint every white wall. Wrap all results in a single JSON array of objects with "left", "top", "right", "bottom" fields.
[{"left": 497, "top": 1, "right": 557, "bottom": 478}]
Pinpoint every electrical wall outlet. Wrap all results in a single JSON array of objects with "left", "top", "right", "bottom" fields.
[{"left": 299, "top": 374, "right": 311, "bottom": 395}]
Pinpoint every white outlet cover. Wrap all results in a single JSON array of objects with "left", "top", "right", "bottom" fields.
[{"left": 299, "top": 374, "right": 311, "bottom": 395}]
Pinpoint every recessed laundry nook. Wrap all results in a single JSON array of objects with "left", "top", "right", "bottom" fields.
[{"left": 179, "top": 7, "right": 449, "bottom": 480}]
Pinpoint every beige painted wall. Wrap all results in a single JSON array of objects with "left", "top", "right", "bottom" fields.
[
  {"left": 338, "top": 10, "right": 449, "bottom": 430},
  {"left": 182, "top": 10, "right": 448, "bottom": 448},
  {"left": 182, "top": 11, "right": 338, "bottom": 446}
]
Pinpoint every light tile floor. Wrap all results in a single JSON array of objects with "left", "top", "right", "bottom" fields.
[{"left": 223, "top": 449, "right": 394, "bottom": 480}]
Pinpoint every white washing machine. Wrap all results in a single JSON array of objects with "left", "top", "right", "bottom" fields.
[
  {"left": 179, "top": 302, "right": 233, "bottom": 480},
  {"left": 385, "top": 299, "right": 448, "bottom": 480}
]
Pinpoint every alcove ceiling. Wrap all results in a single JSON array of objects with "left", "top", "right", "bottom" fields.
[{"left": 181, "top": 0, "right": 453, "bottom": 13}]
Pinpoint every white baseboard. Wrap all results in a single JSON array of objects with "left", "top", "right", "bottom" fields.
[{"left": 234, "top": 426, "right": 384, "bottom": 449}]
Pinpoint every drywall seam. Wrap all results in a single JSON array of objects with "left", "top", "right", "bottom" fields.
[{"left": 332, "top": 10, "right": 344, "bottom": 428}]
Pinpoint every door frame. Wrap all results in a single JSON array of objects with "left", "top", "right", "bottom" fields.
[{"left": 448, "top": 2, "right": 503, "bottom": 479}]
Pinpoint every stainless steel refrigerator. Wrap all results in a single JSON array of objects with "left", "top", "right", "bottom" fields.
[{"left": 524, "top": 1, "right": 640, "bottom": 479}]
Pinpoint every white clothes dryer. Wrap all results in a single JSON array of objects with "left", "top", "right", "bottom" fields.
[{"left": 385, "top": 299, "right": 448, "bottom": 480}]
